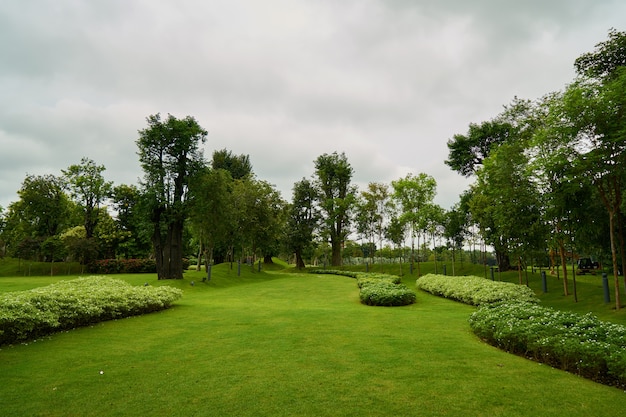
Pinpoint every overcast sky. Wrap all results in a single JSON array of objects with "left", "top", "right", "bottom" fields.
[{"left": 1, "top": 0, "right": 625, "bottom": 212}]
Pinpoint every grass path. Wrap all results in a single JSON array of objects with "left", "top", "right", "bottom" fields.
[{"left": 1, "top": 270, "right": 625, "bottom": 416}]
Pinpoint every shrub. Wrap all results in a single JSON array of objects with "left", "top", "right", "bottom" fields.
[
  {"left": 309, "top": 269, "right": 415, "bottom": 307},
  {"left": 88, "top": 259, "right": 157, "bottom": 274},
  {"left": 416, "top": 274, "right": 539, "bottom": 305},
  {"left": 469, "top": 301, "right": 626, "bottom": 388},
  {"left": 359, "top": 280, "right": 416, "bottom": 306},
  {"left": 0, "top": 276, "right": 183, "bottom": 345}
]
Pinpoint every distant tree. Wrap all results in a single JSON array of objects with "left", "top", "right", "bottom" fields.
[
  {"left": 111, "top": 184, "right": 152, "bottom": 259},
  {"left": 211, "top": 149, "right": 253, "bottom": 180},
  {"left": 230, "top": 177, "right": 286, "bottom": 264},
  {"left": 137, "top": 113, "right": 208, "bottom": 279},
  {"left": 355, "top": 182, "right": 391, "bottom": 267},
  {"left": 63, "top": 157, "right": 113, "bottom": 240},
  {"left": 188, "top": 168, "right": 234, "bottom": 269},
  {"left": 391, "top": 173, "right": 437, "bottom": 276},
  {"left": 285, "top": 178, "right": 319, "bottom": 269},
  {"left": 4, "top": 174, "right": 74, "bottom": 260},
  {"left": 313, "top": 152, "right": 357, "bottom": 266}
]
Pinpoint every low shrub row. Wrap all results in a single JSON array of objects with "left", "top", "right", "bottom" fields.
[
  {"left": 87, "top": 258, "right": 191, "bottom": 274},
  {"left": 88, "top": 258, "right": 157, "bottom": 274},
  {"left": 415, "top": 274, "right": 539, "bottom": 305},
  {"left": 0, "top": 276, "right": 183, "bottom": 345},
  {"left": 469, "top": 301, "right": 626, "bottom": 389},
  {"left": 309, "top": 269, "right": 415, "bottom": 306}
]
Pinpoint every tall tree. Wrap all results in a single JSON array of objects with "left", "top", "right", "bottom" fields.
[
  {"left": 188, "top": 168, "right": 234, "bottom": 269},
  {"left": 285, "top": 178, "right": 319, "bottom": 269},
  {"left": 355, "top": 182, "right": 391, "bottom": 266},
  {"left": 4, "top": 174, "right": 74, "bottom": 260},
  {"left": 111, "top": 184, "right": 152, "bottom": 259},
  {"left": 313, "top": 152, "right": 356, "bottom": 266},
  {"left": 137, "top": 113, "right": 208, "bottom": 279},
  {"left": 391, "top": 173, "right": 437, "bottom": 276},
  {"left": 63, "top": 157, "right": 113, "bottom": 240}
]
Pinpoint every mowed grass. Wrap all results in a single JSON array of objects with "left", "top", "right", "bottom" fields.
[{"left": 1, "top": 264, "right": 625, "bottom": 416}]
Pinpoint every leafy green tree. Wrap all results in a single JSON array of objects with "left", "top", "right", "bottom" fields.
[
  {"left": 559, "top": 68, "right": 626, "bottom": 308},
  {"left": 355, "top": 182, "right": 391, "bottom": 267},
  {"left": 211, "top": 149, "right": 253, "bottom": 180},
  {"left": 231, "top": 177, "right": 286, "bottom": 264},
  {"left": 391, "top": 173, "right": 437, "bottom": 275},
  {"left": 4, "top": 174, "right": 74, "bottom": 260},
  {"left": 63, "top": 157, "right": 113, "bottom": 240},
  {"left": 137, "top": 113, "right": 208, "bottom": 279},
  {"left": 111, "top": 184, "right": 152, "bottom": 259},
  {"left": 188, "top": 168, "right": 234, "bottom": 269},
  {"left": 575, "top": 28, "right": 626, "bottom": 81},
  {"left": 313, "top": 152, "right": 356, "bottom": 266},
  {"left": 445, "top": 120, "right": 517, "bottom": 177},
  {"left": 285, "top": 178, "right": 319, "bottom": 269}
]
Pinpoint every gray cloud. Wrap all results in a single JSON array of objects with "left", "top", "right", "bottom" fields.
[{"left": 1, "top": 0, "right": 625, "bottom": 212}]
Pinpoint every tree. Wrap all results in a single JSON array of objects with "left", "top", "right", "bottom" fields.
[
  {"left": 188, "top": 168, "right": 234, "bottom": 269},
  {"left": 137, "top": 113, "right": 208, "bottom": 279},
  {"left": 230, "top": 177, "right": 286, "bottom": 264},
  {"left": 559, "top": 69, "right": 626, "bottom": 309},
  {"left": 445, "top": 120, "right": 517, "bottom": 177},
  {"left": 4, "top": 174, "right": 74, "bottom": 260},
  {"left": 111, "top": 184, "right": 152, "bottom": 259},
  {"left": 63, "top": 157, "right": 113, "bottom": 240},
  {"left": 211, "top": 149, "right": 253, "bottom": 180},
  {"left": 285, "top": 178, "right": 319, "bottom": 269},
  {"left": 391, "top": 173, "right": 437, "bottom": 276},
  {"left": 575, "top": 28, "right": 626, "bottom": 81},
  {"left": 313, "top": 152, "right": 356, "bottom": 266},
  {"left": 355, "top": 182, "right": 391, "bottom": 267}
]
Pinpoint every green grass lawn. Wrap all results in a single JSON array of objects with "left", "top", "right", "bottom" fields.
[{"left": 1, "top": 262, "right": 625, "bottom": 416}]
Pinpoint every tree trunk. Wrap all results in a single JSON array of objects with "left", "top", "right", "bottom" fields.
[
  {"left": 331, "top": 239, "right": 342, "bottom": 266},
  {"left": 295, "top": 251, "right": 305, "bottom": 269}
]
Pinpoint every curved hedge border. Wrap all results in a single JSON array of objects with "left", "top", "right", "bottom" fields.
[
  {"left": 0, "top": 276, "right": 183, "bottom": 345},
  {"left": 415, "top": 274, "right": 539, "bottom": 305},
  {"left": 310, "top": 269, "right": 415, "bottom": 306},
  {"left": 469, "top": 301, "right": 626, "bottom": 389}
]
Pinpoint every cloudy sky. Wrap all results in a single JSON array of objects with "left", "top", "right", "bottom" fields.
[{"left": 1, "top": 0, "right": 625, "bottom": 211}]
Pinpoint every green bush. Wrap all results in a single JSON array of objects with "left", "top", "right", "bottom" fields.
[
  {"left": 0, "top": 276, "right": 183, "bottom": 345},
  {"left": 416, "top": 274, "right": 539, "bottom": 305},
  {"left": 469, "top": 301, "right": 626, "bottom": 388},
  {"left": 359, "top": 280, "right": 416, "bottom": 306}
]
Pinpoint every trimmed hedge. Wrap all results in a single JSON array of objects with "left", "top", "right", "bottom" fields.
[
  {"left": 0, "top": 276, "right": 183, "bottom": 345},
  {"left": 87, "top": 258, "right": 191, "bottom": 274},
  {"left": 415, "top": 274, "right": 539, "bottom": 305},
  {"left": 469, "top": 301, "right": 626, "bottom": 389},
  {"left": 359, "top": 280, "right": 416, "bottom": 306},
  {"left": 310, "top": 269, "right": 415, "bottom": 307}
]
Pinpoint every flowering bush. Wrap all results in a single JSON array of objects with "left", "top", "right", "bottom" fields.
[
  {"left": 415, "top": 274, "right": 539, "bottom": 305},
  {"left": 0, "top": 276, "right": 183, "bottom": 345},
  {"left": 469, "top": 301, "right": 626, "bottom": 388}
]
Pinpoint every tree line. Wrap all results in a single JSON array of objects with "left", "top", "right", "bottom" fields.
[
  {"left": 445, "top": 29, "right": 626, "bottom": 309},
  {"left": 0, "top": 29, "right": 624, "bottom": 305}
]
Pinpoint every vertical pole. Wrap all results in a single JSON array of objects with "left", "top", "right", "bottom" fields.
[
  {"left": 541, "top": 271, "right": 547, "bottom": 293},
  {"left": 603, "top": 273, "right": 611, "bottom": 304}
]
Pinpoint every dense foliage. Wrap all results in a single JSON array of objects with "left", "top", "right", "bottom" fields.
[
  {"left": 0, "top": 277, "right": 183, "bottom": 345},
  {"left": 469, "top": 301, "right": 626, "bottom": 388},
  {"left": 415, "top": 274, "right": 539, "bottom": 305}
]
